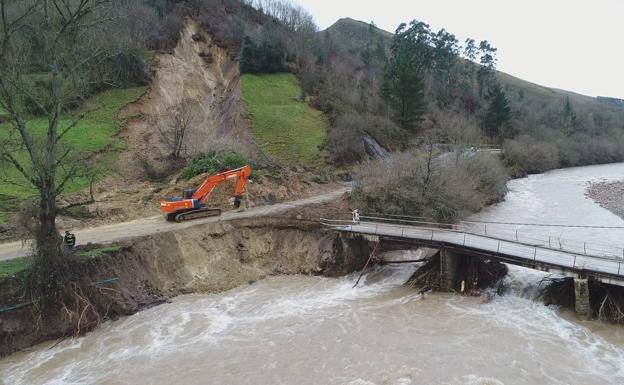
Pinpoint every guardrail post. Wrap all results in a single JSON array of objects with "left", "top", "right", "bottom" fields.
[
  {"left": 573, "top": 255, "right": 576, "bottom": 268},
  {"left": 619, "top": 263, "right": 621, "bottom": 275},
  {"left": 401, "top": 227, "right": 404, "bottom": 237},
  {"left": 431, "top": 229, "right": 434, "bottom": 241},
  {"left": 515, "top": 230, "right": 518, "bottom": 242},
  {"left": 375, "top": 223, "right": 378, "bottom": 234},
  {"left": 583, "top": 242, "right": 586, "bottom": 254},
  {"left": 463, "top": 233, "right": 466, "bottom": 246},
  {"left": 497, "top": 241, "right": 500, "bottom": 254},
  {"left": 533, "top": 248, "right": 537, "bottom": 262},
  {"left": 548, "top": 236, "right": 551, "bottom": 248},
  {"left": 484, "top": 224, "right": 487, "bottom": 236}
]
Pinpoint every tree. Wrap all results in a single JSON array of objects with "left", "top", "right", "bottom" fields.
[
  {"left": 237, "top": 25, "right": 287, "bottom": 74},
  {"left": 561, "top": 96, "right": 577, "bottom": 136},
  {"left": 381, "top": 22, "right": 430, "bottom": 131},
  {"left": 484, "top": 84, "right": 511, "bottom": 138},
  {"left": 0, "top": 0, "right": 118, "bottom": 272},
  {"left": 431, "top": 28, "right": 460, "bottom": 106},
  {"left": 477, "top": 40, "right": 498, "bottom": 97},
  {"left": 156, "top": 100, "right": 197, "bottom": 160}
]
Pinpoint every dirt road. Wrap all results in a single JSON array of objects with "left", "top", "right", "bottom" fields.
[{"left": 0, "top": 189, "right": 348, "bottom": 261}]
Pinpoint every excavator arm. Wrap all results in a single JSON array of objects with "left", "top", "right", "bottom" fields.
[{"left": 160, "top": 165, "right": 251, "bottom": 222}]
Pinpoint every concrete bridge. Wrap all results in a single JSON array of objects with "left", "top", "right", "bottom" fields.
[{"left": 321, "top": 215, "right": 624, "bottom": 317}]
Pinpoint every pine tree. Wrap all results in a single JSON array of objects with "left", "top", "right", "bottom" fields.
[
  {"left": 484, "top": 83, "right": 511, "bottom": 137},
  {"left": 238, "top": 36, "right": 258, "bottom": 73},
  {"left": 382, "top": 23, "right": 429, "bottom": 131},
  {"left": 561, "top": 96, "right": 577, "bottom": 136},
  {"left": 382, "top": 44, "right": 427, "bottom": 131}
]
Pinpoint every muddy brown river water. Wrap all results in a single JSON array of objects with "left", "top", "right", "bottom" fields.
[{"left": 3, "top": 163, "right": 624, "bottom": 384}]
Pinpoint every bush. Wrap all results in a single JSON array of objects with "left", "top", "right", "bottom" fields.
[
  {"left": 461, "top": 153, "right": 509, "bottom": 204},
  {"left": 351, "top": 150, "right": 508, "bottom": 222},
  {"left": 503, "top": 135, "right": 560, "bottom": 176},
  {"left": 326, "top": 114, "right": 366, "bottom": 164},
  {"left": 364, "top": 115, "right": 408, "bottom": 151},
  {"left": 181, "top": 151, "right": 249, "bottom": 179}
]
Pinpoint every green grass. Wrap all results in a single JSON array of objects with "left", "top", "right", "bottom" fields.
[
  {"left": 242, "top": 73, "right": 328, "bottom": 166},
  {"left": 0, "top": 87, "right": 146, "bottom": 222},
  {"left": 0, "top": 257, "right": 32, "bottom": 278},
  {"left": 75, "top": 245, "right": 122, "bottom": 258},
  {"left": 0, "top": 245, "right": 121, "bottom": 278}
]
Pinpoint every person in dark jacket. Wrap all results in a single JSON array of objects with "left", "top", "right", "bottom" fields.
[{"left": 64, "top": 230, "right": 76, "bottom": 249}]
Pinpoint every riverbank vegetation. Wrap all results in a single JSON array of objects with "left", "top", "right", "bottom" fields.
[{"left": 350, "top": 151, "right": 509, "bottom": 222}]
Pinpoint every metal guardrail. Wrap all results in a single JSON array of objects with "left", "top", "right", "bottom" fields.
[
  {"left": 355, "top": 215, "right": 624, "bottom": 261},
  {"left": 320, "top": 216, "right": 624, "bottom": 278}
]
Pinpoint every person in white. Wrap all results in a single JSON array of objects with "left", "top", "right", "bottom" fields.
[{"left": 352, "top": 209, "right": 360, "bottom": 223}]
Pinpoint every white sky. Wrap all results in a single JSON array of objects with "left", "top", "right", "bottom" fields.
[{"left": 293, "top": 0, "right": 624, "bottom": 99}]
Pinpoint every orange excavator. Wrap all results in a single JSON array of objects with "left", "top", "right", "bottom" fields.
[{"left": 160, "top": 165, "right": 251, "bottom": 222}]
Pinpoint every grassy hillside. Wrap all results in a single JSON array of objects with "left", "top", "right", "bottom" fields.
[
  {"left": 0, "top": 87, "right": 146, "bottom": 223},
  {"left": 242, "top": 73, "right": 328, "bottom": 166}
]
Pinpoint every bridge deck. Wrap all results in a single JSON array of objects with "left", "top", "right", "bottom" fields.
[{"left": 322, "top": 220, "right": 624, "bottom": 287}]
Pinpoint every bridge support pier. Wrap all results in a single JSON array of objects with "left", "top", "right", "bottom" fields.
[
  {"left": 440, "top": 249, "right": 459, "bottom": 291},
  {"left": 574, "top": 278, "right": 592, "bottom": 319}
]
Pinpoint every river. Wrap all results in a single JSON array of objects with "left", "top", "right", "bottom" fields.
[{"left": 3, "top": 163, "right": 624, "bottom": 384}]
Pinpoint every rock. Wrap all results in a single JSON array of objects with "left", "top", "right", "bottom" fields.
[{"left": 586, "top": 180, "right": 624, "bottom": 219}]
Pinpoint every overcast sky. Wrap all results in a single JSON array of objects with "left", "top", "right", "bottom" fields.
[{"left": 293, "top": 0, "right": 624, "bottom": 99}]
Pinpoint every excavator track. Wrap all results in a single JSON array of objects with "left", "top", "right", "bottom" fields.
[{"left": 173, "top": 208, "right": 222, "bottom": 222}]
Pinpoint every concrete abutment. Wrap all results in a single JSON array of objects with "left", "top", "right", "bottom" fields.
[
  {"left": 574, "top": 277, "right": 592, "bottom": 319},
  {"left": 440, "top": 249, "right": 460, "bottom": 291}
]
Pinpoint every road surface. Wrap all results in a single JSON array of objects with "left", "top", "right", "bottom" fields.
[{"left": 0, "top": 189, "right": 347, "bottom": 261}]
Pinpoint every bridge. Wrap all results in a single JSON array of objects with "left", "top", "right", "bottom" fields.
[{"left": 321, "top": 214, "right": 624, "bottom": 317}]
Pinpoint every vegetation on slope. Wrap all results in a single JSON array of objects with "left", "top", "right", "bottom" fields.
[
  {"left": 0, "top": 257, "right": 32, "bottom": 278},
  {"left": 0, "top": 87, "right": 145, "bottom": 223},
  {"left": 242, "top": 73, "right": 327, "bottom": 166}
]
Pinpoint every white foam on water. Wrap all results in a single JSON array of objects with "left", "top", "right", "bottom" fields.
[
  {"left": 0, "top": 263, "right": 421, "bottom": 385},
  {"left": 447, "top": 265, "right": 624, "bottom": 384},
  {"left": 440, "top": 375, "right": 505, "bottom": 385}
]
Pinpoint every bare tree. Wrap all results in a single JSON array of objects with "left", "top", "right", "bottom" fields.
[
  {"left": 156, "top": 100, "right": 197, "bottom": 160},
  {"left": 0, "top": 0, "right": 116, "bottom": 271}
]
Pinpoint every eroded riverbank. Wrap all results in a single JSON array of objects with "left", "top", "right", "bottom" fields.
[{"left": 0, "top": 215, "right": 369, "bottom": 357}]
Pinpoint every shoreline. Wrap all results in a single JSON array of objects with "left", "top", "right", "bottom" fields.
[{"left": 586, "top": 180, "right": 624, "bottom": 220}]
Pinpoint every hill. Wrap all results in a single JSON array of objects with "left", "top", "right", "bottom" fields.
[
  {"left": 324, "top": 17, "right": 621, "bottom": 111},
  {"left": 317, "top": 17, "right": 624, "bottom": 174}
]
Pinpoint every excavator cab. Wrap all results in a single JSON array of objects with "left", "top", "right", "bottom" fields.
[{"left": 160, "top": 165, "right": 251, "bottom": 222}]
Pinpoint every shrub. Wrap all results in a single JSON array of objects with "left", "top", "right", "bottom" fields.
[
  {"left": 351, "top": 150, "right": 509, "bottom": 222},
  {"left": 503, "top": 135, "right": 559, "bottom": 176},
  {"left": 181, "top": 151, "right": 249, "bottom": 179},
  {"left": 326, "top": 114, "right": 366, "bottom": 164}
]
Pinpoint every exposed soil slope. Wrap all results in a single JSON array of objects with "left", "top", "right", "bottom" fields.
[
  {"left": 118, "top": 19, "right": 252, "bottom": 178},
  {"left": 0, "top": 215, "right": 368, "bottom": 357}
]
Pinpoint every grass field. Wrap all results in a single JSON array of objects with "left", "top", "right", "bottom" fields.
[
  {"left": 241, "top": 73, "right": 327, "bottom": 166},
  {"left": 0, "top": 257, "right": 32, "bottom": 278},
  {"left": 0, "top": 245, "right": 122, "bottom": 277},
  {"left": 0, "top": 86, "right": 146, "bottom": 222}
]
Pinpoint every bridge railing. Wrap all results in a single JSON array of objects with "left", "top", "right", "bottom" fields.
[
  {"left": 456, "top": 221, "right": 624, "bottom": 260},
  {"left": 321, "top": 214, "right": 624, "bottom": 262}
]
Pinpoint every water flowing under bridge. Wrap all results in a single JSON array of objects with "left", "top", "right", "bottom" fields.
[{"left": 321, "top": 215, "right": 624, "bottom": 288}]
